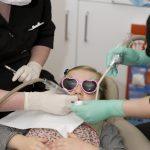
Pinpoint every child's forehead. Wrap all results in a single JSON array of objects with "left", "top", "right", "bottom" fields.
[{"left": 66, "top": 69, "right": 99, "bottom": 80}]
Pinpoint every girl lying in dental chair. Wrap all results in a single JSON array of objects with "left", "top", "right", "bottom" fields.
[{"left": 0, "top": 66, "right": 125, "bottom": 150}]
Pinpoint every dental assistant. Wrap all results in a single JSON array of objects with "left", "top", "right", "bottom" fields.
[
  {"left": 71, "top": 15, "right": 150, "bottom": 138},
  {"left": 0, "top": 0, "right": 55, "bottom": 89},
  {"left": 0, "top": 0, "right": 56, "bottom": 118}
]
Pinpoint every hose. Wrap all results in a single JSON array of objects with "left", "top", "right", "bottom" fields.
[
  {"left": 0, "top": 78, "right": 68, "bottom": 106},
  {"left": 0, "top": 78, "right": 45, "bottom": 105}
]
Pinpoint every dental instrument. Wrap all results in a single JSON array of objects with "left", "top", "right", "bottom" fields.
[{"left": 4, "top": 65, "right": 16, "bottom": 73}]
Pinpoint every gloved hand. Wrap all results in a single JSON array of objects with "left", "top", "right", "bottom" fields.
[
  {"left": 0, "top": 0, "right": 32, "bottom": 6},
  {"left": 71, "top": 100, "right": 125, "bottom": 123},
  {"left": 24, "top": 91, "right": 78, "bottom": 115},
  {"left": 130, "top": 0, "right": 150, "bottom": 7},
  {"left": 12, "top": 61, "right": 42, "bottom": 82},
  {"left": 106, "top": 46, "right": 150, "bottom": 76}
]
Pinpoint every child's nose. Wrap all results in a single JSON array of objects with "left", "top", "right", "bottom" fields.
[{"left": 74, "top": 84, "right": 82, "bottom": 94}]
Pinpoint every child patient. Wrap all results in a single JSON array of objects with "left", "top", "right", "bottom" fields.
[{"left": 1, "top": 65, "right": 125, "bottom": 150}]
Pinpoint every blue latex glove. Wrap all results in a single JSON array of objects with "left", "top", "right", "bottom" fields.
[
  {"left": 106, "top": 46, "right": 150, "bottom": 76},
  {"left": 130, "top": 0, "right": 150, "bottom": 7},
  {"left": 71, "top": 100, "right": 125, "bottom": 123}
]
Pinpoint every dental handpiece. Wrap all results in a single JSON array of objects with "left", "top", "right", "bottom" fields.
[
  {"left": 4, "top": 65, "right": 16, "bottom": 74},
  {"left": 109, "top": 54, "right": 123, "bottom": 67},
  {"left": 95, "top": 54, "right": 122, "bottom": 99}
]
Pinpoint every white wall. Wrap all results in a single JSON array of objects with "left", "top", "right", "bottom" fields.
[{"left": 44, "top": 0, "right": 66, "bottom": 81}]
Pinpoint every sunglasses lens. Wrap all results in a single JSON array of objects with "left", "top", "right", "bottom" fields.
[
  {"left": 63, "top": 78, "right": 77, "bottom": 91},
  {"left": 83, "top": 81, "right": 97, "bottom": 93}
]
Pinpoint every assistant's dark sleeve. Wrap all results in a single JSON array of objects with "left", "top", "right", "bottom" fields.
[
  {"left": 146, "top": 15, "right": 150, "bottom": 56},
  {"left": 0, "top": 124, "right": 27, "bottom": 150},
  {"left": 99, "top": 123, "right": 126, "bottom": 150},
  {"left": 34, "top": 0, "right": 56, "bottom": 49}
]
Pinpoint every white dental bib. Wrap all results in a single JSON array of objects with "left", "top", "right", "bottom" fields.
[
  {"left": 0, "top": 0, "right": 31, "bottom": 6},
  {"left": 0, "top": 111, "right": 83, "bottom": 137}
]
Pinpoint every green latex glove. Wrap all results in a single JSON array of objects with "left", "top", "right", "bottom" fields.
[
  {"left": 106, "top": 46, "right": 150, "bottom": 76},
  {"left": 71, "top": 100, "right": 125, "bottom": 123}
]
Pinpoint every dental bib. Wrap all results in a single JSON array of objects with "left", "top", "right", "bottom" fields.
[
  {"left": 0, "top": 111, "right": 83, "bottom": 137},
  {"left": 0, "top": 0, "right": 31, "bottom": 6}
]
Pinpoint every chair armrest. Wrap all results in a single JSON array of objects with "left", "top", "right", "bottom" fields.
[{"left": 108, "top": 117, "right": 150, "bottom": 150}]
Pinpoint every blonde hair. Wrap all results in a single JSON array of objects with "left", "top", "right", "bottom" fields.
[{"left": 64, "top": 65, "right": 106, "bottom": 99}]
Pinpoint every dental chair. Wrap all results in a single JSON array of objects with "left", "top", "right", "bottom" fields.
[{"left": 104, "top": 76, "right": 150, "bottom": 150}]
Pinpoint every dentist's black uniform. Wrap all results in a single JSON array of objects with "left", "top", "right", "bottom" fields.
[{"left": 0, "top": 0, "right": 56, "bottom": 118}]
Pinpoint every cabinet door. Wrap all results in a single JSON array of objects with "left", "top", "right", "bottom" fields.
[
  {"left": 44, "top": 0, "right": 78, "bottom": 81},
  {"left": 77, "top": 1, "right": 150, "bottom": 97}
]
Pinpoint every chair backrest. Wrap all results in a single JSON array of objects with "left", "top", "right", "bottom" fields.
[{"left": 111, "top": 118, "right": 150, "bottom": 150}]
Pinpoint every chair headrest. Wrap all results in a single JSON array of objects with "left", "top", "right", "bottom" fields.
[{"left": 104, "top": 77, "right": 119, "bottom": 99}]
